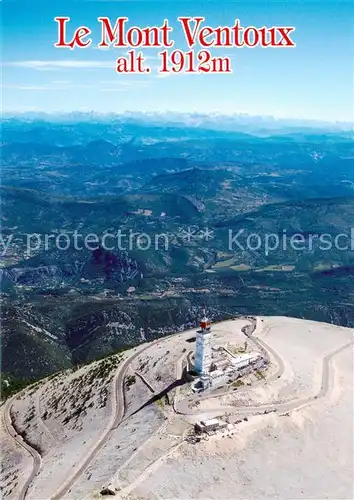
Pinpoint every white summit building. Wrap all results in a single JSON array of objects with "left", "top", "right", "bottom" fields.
[
  {"left": 194, "top": 310, "right": 212, "bottom": 375},
  {"left": 192, "top": 311, "right": 266, "bottom": 393}
]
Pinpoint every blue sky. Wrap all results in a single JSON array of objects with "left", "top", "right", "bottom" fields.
[{"left": 2, "top": 0, "right": 353, "bottom": 122}]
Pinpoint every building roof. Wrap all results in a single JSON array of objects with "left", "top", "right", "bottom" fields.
[
  {"left": 232, "top": 352, "right": 260, "bottom": 364},
  {"left": 201, "top": 418, "right": 220, "bottom": 426}
]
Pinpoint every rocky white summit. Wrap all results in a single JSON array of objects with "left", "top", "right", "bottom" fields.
[{"left": 1, "top": 316, "right": 353, "bottom": 499}]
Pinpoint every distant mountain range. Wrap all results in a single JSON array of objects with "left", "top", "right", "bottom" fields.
[{"left": 3, "top": 111, "right": 353, "bottom": 135}]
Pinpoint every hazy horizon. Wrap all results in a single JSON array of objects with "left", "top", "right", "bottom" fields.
[{"left": 3, "top": 110, "right": 353, "bottom": 132}]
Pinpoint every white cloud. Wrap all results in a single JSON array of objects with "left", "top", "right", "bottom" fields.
[
  {"left": 2, "top": 85, "right": 52, "bottom": 91},
  {"left": 51, "top": 80, "right": 72, "bottom": 85},
  {"left": 99, "top": 87, "right": 130, "bottom": 92},
  {"left": 99, "top": 79, "right": 150, "bottom": 91},
  {"left": 155, "top": 70, "right": 191, "bottom": 79},
  {"left": 2, "top": 83, "right": 95, "bottom": 91},
  {"left": 155, "top": 71, "right": 174, "bottom": 78},
  {"left": 99, "top": 79, "right": 149, "bottom": 87},
  {"left": 5, "top": 60, "right": 114, "bottom": 70},
  {"left": 6, "top": 56, "right": 159, "bottom": 71},
  {"left": 2, "top": 79, "right": 150, "bottom": 92}
]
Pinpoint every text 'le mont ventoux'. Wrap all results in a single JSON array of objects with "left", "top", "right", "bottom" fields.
[{"left": 54, "top": 17, "right": 296, "bottom": 74}]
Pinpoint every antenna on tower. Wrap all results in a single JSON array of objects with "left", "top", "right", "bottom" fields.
[{"left": 200, "top": 304, "right": 211, "bottom": 331}]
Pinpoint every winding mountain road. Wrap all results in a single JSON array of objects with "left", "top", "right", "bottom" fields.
[
  {"left": 49, "top": 333, "right": 173, "bottom": 500},
  {"left": 4, "top": 317, "right": 353, "bottom": 499},
  {"left": 3, "top": 331, "right": 174, "bottom": 500},
  {"left": 49, "top": 344, "right": 150, "bottom": 500},
  {"left": 2, "top": 397, "right": 42, "bottom": 500}
]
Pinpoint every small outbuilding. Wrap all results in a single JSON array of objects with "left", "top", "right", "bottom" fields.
[{"left": 194, "top": 418, "right": 227, "bottom": 434}]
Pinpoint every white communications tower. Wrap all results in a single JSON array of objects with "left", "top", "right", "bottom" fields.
[{"left": 194, "top": 309, "right": 212, "bottom": 375}]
